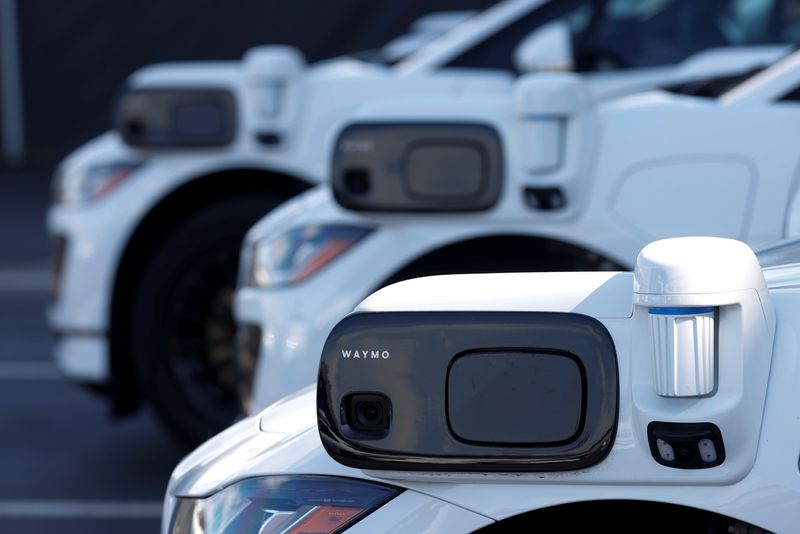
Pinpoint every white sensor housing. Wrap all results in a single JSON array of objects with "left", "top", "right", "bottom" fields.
[{"left": 634, "top": 237, "right": 770, "bottom": 398}]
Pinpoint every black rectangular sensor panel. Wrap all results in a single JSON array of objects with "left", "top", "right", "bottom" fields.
[
  {"left": 448, "top": 351, "right": 584, "bottom": 445},
  {"left": 332, "top": 123, "right": 503, "bottom": 212},
  {"left": 317, "top": 311, "right": 618, "bottom": 472},
  {"left": 115, "top": 88, "right": 236, "bottom": 147}
]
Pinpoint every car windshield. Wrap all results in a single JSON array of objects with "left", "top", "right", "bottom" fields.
[
  {"left": 402, "top": 0, "right": 800, "bottom": 73},
  {"left": 579, "top": 0, "right": 800, "bottom": 69},
  {"left": 354, "top": 10, "right": 480, "bottom": 65},
  {"left": 663, "top": 66, "right": 769, "bottom": 98}
]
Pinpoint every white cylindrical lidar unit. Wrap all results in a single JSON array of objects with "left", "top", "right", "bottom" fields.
[
  {"left": 648, "top": 307, "right": 715, "bottom": 397},
  {"left": 634, "top": 237, "right": 770, "bottom": 398}
]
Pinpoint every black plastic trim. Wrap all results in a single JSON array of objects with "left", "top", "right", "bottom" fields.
[
  {"left": 445, "top": 349, "right": 588, "bottom": 447},
  {"left": 256, "top": 131, "right": 282, "bottom": 146},
  {"left": 332, "top": 123, "right": 503, "bottom": 213},
  {"left": 115, "top": 87, "right": 236, "bottom": 147},
  {"left": 647, "top": 421, "right": 726, "bottom": 470},
  {"left": 524, "top": 187, "right": 567, "bottom": 211}
]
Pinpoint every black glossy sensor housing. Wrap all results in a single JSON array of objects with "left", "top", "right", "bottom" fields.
[
  {"left": 115, "top": 88, "right": 236, "bottom": 147},
  {"left": 317, "top": 311, "right": 618, "bottom": 472},
  {"left": 332, "top": 123, "right": 503, "bottom": 212}
]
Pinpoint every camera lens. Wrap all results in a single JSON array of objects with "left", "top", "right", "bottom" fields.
[
  {"left": 676, "top": 445, "right": 694, "bottom": 460},
  {"left": 346, "top": 393, "right": 390, "bottom": 431},
  {"left": 343, "top": 168, "right": 371, "bottom": 195},
  {"left": 356, "top": 401, "right": 383, "bottom": 427}
]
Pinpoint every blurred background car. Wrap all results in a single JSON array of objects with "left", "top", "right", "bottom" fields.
[
  {"left": 236, "top": 48, "right": 800, "bottom": 412},
  {"left": 45, "top": 0, "right": 800, "bottom": 446}
]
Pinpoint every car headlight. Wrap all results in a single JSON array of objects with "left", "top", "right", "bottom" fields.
[
  {"left": 54, "top": 161, "right": 142, "bottom": 204},
  {"left": 168, "top": 475, "right": 400, "bottom": 534},
  {"left": 247, "top": 225, "right": 373, "bottom": 287}
]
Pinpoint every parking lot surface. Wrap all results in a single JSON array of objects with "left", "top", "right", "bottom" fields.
[{"left": 0, "top": 178, "right": 183, "bottom": 532}]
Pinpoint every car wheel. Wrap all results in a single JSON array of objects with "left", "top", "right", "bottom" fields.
[{"left": 130, "top": 195, "right": 282, "bottom": 447}]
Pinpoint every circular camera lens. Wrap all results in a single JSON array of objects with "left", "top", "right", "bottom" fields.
[
  {"left": 343, "top": 169, "right": 371, "bottom": 195},
  {"left": 355, "top": 401, "right": 383, "bottom": 428},
  {"left": 125, "top": 118, "right": 145, "bottom": 137}
]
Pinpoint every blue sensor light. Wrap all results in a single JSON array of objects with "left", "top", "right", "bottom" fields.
[{"left": 648, "top": 307, "right": 714, "bottom": 315}]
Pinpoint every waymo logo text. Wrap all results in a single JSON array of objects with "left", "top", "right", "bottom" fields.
[{"left": 341, "top": 349, "right": 390, "bottom": 360}]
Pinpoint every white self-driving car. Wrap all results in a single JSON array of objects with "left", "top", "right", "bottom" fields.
[
  {"left": 49, "top": 0, "right": 800, "bottom": 444},
  {"left": 165, "top": 237, "right": 800, "bottom": 533},
  {"left": 237, "top": 47, "right": 800, "bottom": 412},
  {"left": 45, "top": 9, "right": 476, "bottom": 445}
]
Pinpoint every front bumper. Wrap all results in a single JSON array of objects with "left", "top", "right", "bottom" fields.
[
  {"left": 53, "top": 334, "right": 109, "bottom": 383},
  {"left": 47, "top": 203, "right": 122, "bottom": 384}
]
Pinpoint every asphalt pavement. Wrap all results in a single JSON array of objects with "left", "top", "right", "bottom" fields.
[{"left": 0, "top": 173, "right": 184, "bottom": 532}]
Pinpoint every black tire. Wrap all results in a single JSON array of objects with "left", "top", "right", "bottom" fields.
[{"left": 130, "top": 194, "right": 283, "bottom": 447}]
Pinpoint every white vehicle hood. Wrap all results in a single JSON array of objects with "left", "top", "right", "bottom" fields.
[
  {"left": 168, "top": 386, "right": 356, "bottom": 499},
  {"left": 306, "top": 56, "right": 393, "bottom": 80}
]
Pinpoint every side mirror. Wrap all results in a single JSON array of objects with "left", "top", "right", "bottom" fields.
[{"left": 513, "top": 21, "right": 574, "bottom": 73}]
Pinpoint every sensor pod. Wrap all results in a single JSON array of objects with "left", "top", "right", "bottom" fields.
[{"left": 648, "top": 306, "right": 715, "bottom": 397}]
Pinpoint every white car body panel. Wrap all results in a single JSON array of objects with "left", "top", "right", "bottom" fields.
[
  {"left": 345, "top": 491, "right": 493, "bottom": 534},
  {"left": 241, "top": 51, "right": 800, "bottom": 410},
  {"left": 168, "top": 243, "right": 800, "bottom": 532}
]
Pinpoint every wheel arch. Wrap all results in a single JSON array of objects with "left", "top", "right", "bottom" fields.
[
  {"left": 107, "top": 167, "right": 312, "bottom": 413},
  {"left": 376, "top": 233, "right": 630, "bottom": 291},
  {"left": 476, "top": 499, "right": 768, "bottom": 532}
]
